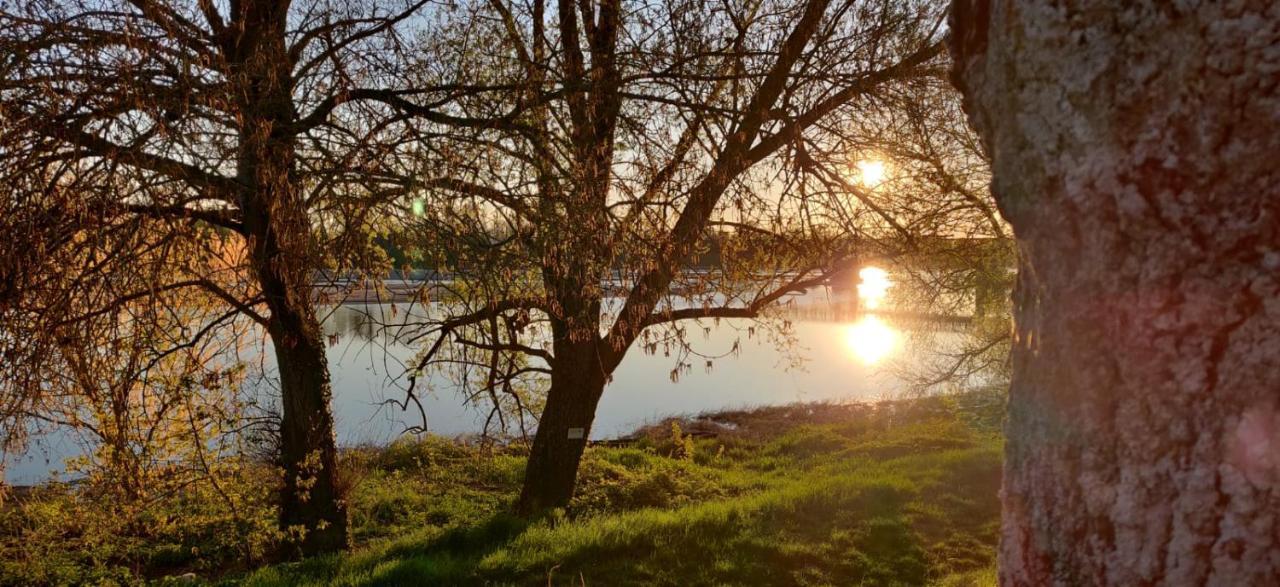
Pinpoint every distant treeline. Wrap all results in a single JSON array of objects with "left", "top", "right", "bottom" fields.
[{"left": 373, "top": 233, "right": 1013, "bottom": 277}]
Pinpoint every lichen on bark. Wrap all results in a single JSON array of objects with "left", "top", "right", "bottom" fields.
[{"left": 950, "top": 1, "right": 1280, "bottom": 584}]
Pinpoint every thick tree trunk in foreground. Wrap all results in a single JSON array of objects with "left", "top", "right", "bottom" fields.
[
  {"left": 951, "top": 1, "right": 1280, "bottom": 584},
  {"left": 266, "top": 306, "right": 347, "bottom": 555},
  {"left": 517, "top": 335, "right": 608, "bottom": 515},
  {"left": 236, "top": 1, "right": 347, "bottom": 555}
]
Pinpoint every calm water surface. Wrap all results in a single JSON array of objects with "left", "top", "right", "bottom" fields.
[{"left": 6, "top": 278, "right": 955, "bottom": 484}]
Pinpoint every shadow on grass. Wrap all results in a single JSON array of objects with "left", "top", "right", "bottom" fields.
[
  {"left": 355, "top": 513, "right": 533, "bottom": 585},
  {"left": 243, "top": 513, "right": 529, "bottom": 586},
  {"left": 238, "top": 398, "right": 1003, "bottom": 587}
]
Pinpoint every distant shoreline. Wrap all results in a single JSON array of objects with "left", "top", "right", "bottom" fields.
[{"left": 2, "top": 390, "right": 1004, "bottom": 494}]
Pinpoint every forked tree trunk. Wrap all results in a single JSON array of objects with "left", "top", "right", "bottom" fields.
[
  {"left": 951, "top": 0, "right": 1280, "bottom": 584},
  {"left": 517, "top": 335, "right": 608, "bottom": 515},
  {"left": 235, "top": 0, "right": 347, "bottom": 556}
]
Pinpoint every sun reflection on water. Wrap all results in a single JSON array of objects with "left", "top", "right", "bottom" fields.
[
  {"left": 845, "top": 266, "right": 899, "bottom": 364},
  {"left": 845, "top": 315, "right": 899, "bottom": 365},
  {"left": 856, "top": 266, "right": 891, "bottom": 310}
]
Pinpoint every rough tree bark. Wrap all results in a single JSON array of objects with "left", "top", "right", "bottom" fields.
[{"left": 951, "top": 1, "right": 1280, "bottom": 584}]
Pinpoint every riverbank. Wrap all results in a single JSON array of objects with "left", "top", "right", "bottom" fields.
[{"left": 2, "top": 393, "right": 1003, "bottom": 585}]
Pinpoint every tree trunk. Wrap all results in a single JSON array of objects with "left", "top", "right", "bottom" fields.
[
  {"left": 265, "top": 303, "right": 348, "bottom": 556},
  {"left": 951, "top": 1, "right": 1280, "bottom": 584},
  {"left": 244, "top": 135, "right": 349, "bottom": 558},
  {"left": 516, "top": 335, "right": 608, "bottom": 516},
  {"left": 234, "top": 0, "right": 347, "bottom": 556},
  {"left": 246, "top": 150, "right": 348, "bottom": 558}
]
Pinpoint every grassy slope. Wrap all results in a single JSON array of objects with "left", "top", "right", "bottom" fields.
[{"left": 239, "top": 396, "right": 1002, "bottom": 587}]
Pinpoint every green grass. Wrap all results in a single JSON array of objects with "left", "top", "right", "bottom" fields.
[
  {"left": 2, "top": 394, "right": 1002, "bottom": 586},
  {"left": 240, "top": 396, "right": 1002, "bottom": 586}
]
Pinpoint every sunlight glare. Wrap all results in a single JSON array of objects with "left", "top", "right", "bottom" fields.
[
  {"left": 844, "top": 315, "right": 899, "bottom": 365},
  {"left": 855, "top": 159, "right": 887, "bottom": 188},
  {"left": 857, "top": 266, "right": 891, "bottom": 310}
]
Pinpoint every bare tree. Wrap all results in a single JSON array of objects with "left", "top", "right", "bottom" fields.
[
  {"left": 384, "top": 0, "right": 1000, "bottom": 515},
  {"left": 0, "top": 0, "right": 443, "bottom": 555},
  {"left": 952, "top": 0, "right": 1280, "bottom": 583}
]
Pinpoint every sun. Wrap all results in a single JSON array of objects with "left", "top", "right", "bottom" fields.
[{"left": 854, "top": 159, "right": 887, "bottom": 188}]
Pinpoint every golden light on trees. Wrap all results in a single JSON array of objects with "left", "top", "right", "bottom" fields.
[{"left": 0, "top": 0, "right": 1001, "bottom": 558}]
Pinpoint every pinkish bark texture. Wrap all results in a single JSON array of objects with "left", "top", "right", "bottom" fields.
[{"left": 950, "top": 1, "right": 1280, "bottom": 584}]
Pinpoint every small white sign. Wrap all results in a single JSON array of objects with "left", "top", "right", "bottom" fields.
[{"left": 567, "top": 427, "right": 585, "bottom": 440}]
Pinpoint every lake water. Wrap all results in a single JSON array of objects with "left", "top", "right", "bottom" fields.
[{"left": 4, "top": 279, "right": 962, "bottom": 484}]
